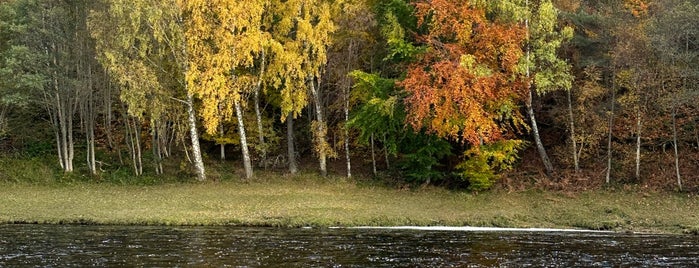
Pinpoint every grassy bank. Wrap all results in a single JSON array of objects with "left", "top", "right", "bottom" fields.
[{"left": 1, "top": 172, "right": 698, "bottom": 234}]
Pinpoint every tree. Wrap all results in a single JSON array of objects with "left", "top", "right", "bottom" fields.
[
  {"left": 398, "top": 0, "right": 529, "bottom": 187},
  {"left": 493, "top": 0, "right": 574, "bottom": 176},
  {"left": 612, "top": 18, "right": 657, "bottom": 181},
  {"left": 648, "top": 0, "right": 699, "bottom": 190},
  {"left": 90, "top": 0, "right": 207, "bottom": 180},
  {"left": 267, "top": 0, "right": 336, "bottom": 176},
  {"left": 184, "top": 0, "right": 270, "bottom": 179},
  {"left": 326, "top": 0, "right": 377, "bottom": 178},
  {"left": 0, "top": 0, "right": 45, "bottom": 140},
  {"left": 401, "top": 0, "right": 527, "bottom": 145}
]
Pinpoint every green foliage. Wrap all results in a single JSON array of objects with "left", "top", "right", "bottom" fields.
[
  {"left": 398, "top": 132, "right": 452, "bottom": 183},
  {"left": 0, "top": 0, "right": 46, "bottom": 109},
  {"left": 347, "top": 70, "right": 403, "bottom": 155},
  {"left": 456, "top": 139, "right": 525, "bottom": 191},
  {"left": 371, "top": 0, "right": 421, "bottom": 63}
]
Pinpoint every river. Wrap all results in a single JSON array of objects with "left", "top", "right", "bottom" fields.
[{"left": 1, "top": 225, "right": 697, "bottom": 267}]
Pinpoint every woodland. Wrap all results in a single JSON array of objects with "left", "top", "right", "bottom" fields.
[{"left": 0, "top": 0, "right": 698, "bottom": 192}]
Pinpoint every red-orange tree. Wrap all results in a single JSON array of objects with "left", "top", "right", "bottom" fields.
[{"left": 400, "top": 0, "right": 527, "bottom": 145}]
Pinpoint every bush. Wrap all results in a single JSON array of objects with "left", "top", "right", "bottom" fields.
[{"left": 456, "top": 139, "right": 525, "bottom": 191}]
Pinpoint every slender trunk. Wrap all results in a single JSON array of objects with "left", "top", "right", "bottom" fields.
[
  {"left": 254, "top": 88, "right": 265, "bottom": 167},
  {"left": 672, "top": 103, "right": 681, "bottom": 191},
  {"left": 255, "top": 50, "right": 267, "bottom": 168},
  {"left": 526, "top": 89, "right": 554, "bottom": 176},
  {"left": 134, "top": 118, "right": 142, "bottom": 176},
  {"left": 635, "top": 108, "right": 642, "bottom": 180},
  {"left": 153, "top": 121, "right": 163, "bottom": 175},
  {"left": 344, "top": 98, "right": 351, "bottom": 178},
  {"left": 524, "top": 5, "right": 553, "bottom": 176},
  {"left": 86, "top": 96, "right": 96, "bottom": 175},
  {"left": 235, "top": 100, "right": 253, "bottom": 179},
  {"left": 219, "top": 124, "right": 226, "bottom": 161},
  {"left": 371, "top": 133, "right": 377, "bottom": 176},
  {"left": 86, "top": 63, "right": 97, "bottom": 175},
  {"left": 567, "top": 89, "right": 579, "bottom": 173},
  {"left": 344, "top": 43, "right": 353, "bottom": 178},
  {"left": 124, "top": 115, "right": 138, "bottom": 176},
  {"left": 606, "top": 81, "right": 616, "bottom": 184},
  {"left": 104, "top": 77, "right": 115, "bottom": 150},
  {"left": 58, "top": 92, "right": 71, "bottom": 172},
  {"left": 287, "top": 113, "right": 298, "bottom": 174},
  {"left": 309, "top": 78, "right": 327, "bottom": 177},
  {"left": 67, "top": 101, "right": 74, "bottom": 172},
  {"left": 186, "top": 92, "right": 206, "bottom": 181},
  {"left": 53, "top": 113, "right": 63, "bottom": 170}
]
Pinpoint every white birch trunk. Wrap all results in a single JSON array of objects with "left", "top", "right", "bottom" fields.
[
  {"left": 567, "top": 89, "right": 579, "bottom": 173},
  {"left": 524, "top": 5, "right": 553, "bottom": 176},
  {"left": 635, "top": 108, "right": 642, "bottom": 180},
  {"left": 309, "top": 78, "right": 327, "bottom": 177},
  {"left": 186, "top": 92, "right": 206, "bottom": 181},
  {"left": 255, "top": 50, "right": 267, "bottom": 168},
  {"left": 235, "top": 100, "right": 253, "bottom": 179},
  {"left": 672, "top": 100, "right": 682, "bottom": 191},
  {"left": 526, "top": 89, "right": 554, "bottom": 176}
]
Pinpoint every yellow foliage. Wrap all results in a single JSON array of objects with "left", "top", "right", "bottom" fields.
[{"left": 184, "top": 0, "right": 268, "bottom": 134}]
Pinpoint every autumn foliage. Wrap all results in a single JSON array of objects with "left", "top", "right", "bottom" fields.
[{"left": 400, "top": 0, "right": 527, "bottom": 145}]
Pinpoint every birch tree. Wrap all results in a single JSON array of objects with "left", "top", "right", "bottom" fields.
[
  {"left": 267, "top": 0, "right": 336, "bottom": 176},
  {"left": 184, "top": 0, "right": 270, "bottom": 179},
  {"left": 90, "top": 0, "right": 207, "bottom": 180},
  {"left": 494, "top": 0, "right": 574, "bottom": 176}
]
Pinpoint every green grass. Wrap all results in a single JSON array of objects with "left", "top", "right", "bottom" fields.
[{"left": 1, "top": 171, "right": 698, "bottom": 234}]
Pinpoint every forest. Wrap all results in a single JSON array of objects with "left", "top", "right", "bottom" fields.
[{"left": 0, "top": 0, "right": 697, "bottom": 192}]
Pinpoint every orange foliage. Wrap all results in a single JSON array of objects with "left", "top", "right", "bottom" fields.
[
  {"left": 624, "top": 0, "right": 649, "bottom": 17},
  {"left": 400, "top": 0, "right": 527, "bottom": 145}
]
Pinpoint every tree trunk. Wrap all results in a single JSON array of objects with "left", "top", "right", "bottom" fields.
[
  {"left": 635, "top": 108, "right": 642, "bottom": 180},
  {"left": 124, "top": 115, "right": 140, "bottom": 176},
  {"left": 371, "top": 133, "right": 377, "bottom": 176},
  {"left": 86, "top": 94, "right": 96, "bottom": 175},
  {"left": 85, "top": 63, "right": 97, "bottom": 176},
  {"left": 287, "top": 112, "right": 298, "bottom": 174},
  {"left": 672, "top": 98, "right": 682, "bottom": 191},
  {"left": 343, "top": 81, "right": 351, "bottom": 179},
  {"left": 255, "top": 50, "right": 267, "bottom": 168},
  {"left": 219, "top": 124, "right": 226, "bottom": 161},
  {"left": 526, "top": 89, "right": 554, "bottom": 176},
  {"left": 186, "top": 92, "right": 206, "bottom": 181},
  {"left": 606, "top": 82, "right": 616, "bottom": 184},
  {"left": 567, "top": 89, "right": 579, "bottom": 173},
  {"left": 235, "top": 100, "right": 253, "bottom": 179},
  {"left": 309, "top": 78, "right": 328, "bottom": 177},
  {"left": 152, "top": 121, "right": 163, "bottom": 175},
  {"left": 343, "top": 43, "right": 353, "bottom": 178},
  {"left": 344, "top": 107, "right": 351, "bottom": 178}
]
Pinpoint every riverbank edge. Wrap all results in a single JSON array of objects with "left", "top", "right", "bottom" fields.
[{"left": 1, "top": 179, "right": 698, "bottom": 235}]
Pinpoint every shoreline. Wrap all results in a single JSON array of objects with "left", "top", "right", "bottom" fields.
[{"left": 1, "top": 178, "right": 697, "bottom": 235}]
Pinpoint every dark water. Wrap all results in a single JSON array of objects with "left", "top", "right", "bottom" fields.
[{"left": 1, "top": 225, "right": 698, "bottom": 267}]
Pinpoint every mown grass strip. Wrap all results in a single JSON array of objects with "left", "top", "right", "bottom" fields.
[{"left": 1, "top": 174, "right": 697, "bottom": 234}]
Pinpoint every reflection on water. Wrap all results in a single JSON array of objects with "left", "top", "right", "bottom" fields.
[{"left": 0, "top": 225, "right": 698, "bottom": 267}]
